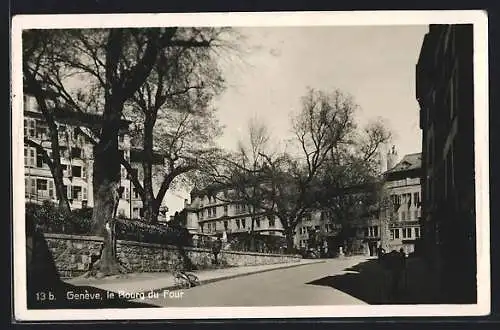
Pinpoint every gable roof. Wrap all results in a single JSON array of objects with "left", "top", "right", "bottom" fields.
[{"left": 387, "top": 152, "right": 422, "bottom": 173}]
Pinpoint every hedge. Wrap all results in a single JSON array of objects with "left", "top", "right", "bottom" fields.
[{"left": 25, "top": 201, "right": 192, "bottom": 246}]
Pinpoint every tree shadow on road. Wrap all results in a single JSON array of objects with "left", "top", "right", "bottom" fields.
[{"left": 305, "top": 258, "right": 441, "bottom": 305}]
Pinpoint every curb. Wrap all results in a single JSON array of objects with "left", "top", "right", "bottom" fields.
[{"left": 140, "top": 260, "right": 327, "bottom": 295}]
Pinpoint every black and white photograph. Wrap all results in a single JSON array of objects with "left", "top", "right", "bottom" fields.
[{"left": 11, "top": 10, "right": 490, "bottom": 321}]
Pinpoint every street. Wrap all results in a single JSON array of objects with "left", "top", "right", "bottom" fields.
[{"left": 135, "top": 257, "right": 370, "bottom": 307}]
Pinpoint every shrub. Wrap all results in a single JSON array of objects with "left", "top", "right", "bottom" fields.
[{"left": 25, "top": 202, "right": 191, "bottom": 246}]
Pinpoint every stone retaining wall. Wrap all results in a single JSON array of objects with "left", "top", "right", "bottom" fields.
[{"left": 44, "top": 233, "right": 301, "bottom": 278}]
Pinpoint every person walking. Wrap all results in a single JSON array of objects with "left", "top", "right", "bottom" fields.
[
  {"left": 389, "top": 248, "right": 407, "bottom": 300},
  {"left": 212, "top": 236, "right": 222, "bottom": 265}
]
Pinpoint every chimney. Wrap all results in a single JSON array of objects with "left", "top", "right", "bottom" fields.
[{"left": 387, "top": 145, "right": 398, "bottom": 171}]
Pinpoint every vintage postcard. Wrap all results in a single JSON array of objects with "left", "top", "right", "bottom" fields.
[{"left": 11, "top": 10, "right": 490, "bottom": 321}]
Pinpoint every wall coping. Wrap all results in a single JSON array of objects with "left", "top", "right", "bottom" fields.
[
  {"left": 43, "top": 233, "right": 301, "bottom": 258},
  {"left": 44, "top": 233, "right": 103, "bottom": 242}
]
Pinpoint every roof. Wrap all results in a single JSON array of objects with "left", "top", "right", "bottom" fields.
[
  {"left": 24, "top": 108, "right": 131, "bottom": 131},
  {"left": 386, "top": 153, "right": 422, "bottom": 173}
]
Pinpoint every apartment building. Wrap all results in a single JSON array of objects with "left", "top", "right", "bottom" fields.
[
  {"left": 185, "top": 185, "right": 285, "bottom": 243},
  {"left": 294, "top": 210, "right": 343, "bottom": 252},
  {"left": 381, "top": 153, "right": 422, "bottom": 254},
  {"left": 416, "top": 24, "right": 476, "bottom": 303},
  {"left": 23, "top": 94, "right": 167, "bottom": 221}
]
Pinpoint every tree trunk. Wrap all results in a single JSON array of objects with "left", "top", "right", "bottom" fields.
[
  {"left": 24, "top": 67, "right": 71, "bottom": 213},
  {"left": 249, "top": 215, "right": 256, "bottom": 252},
  {"left": 50, "top": 136, "right": 70, "bottom": 213},
  {"left": 90, "top": 97, "right": 125, "bottom": 275},
  {"left": 142, "top": 118, "right": 156, "bottom": 223},
  {"left": 283, "top": 225, "right": 295, "bottom": 254}
]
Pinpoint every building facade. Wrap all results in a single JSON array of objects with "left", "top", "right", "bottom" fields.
[
  {"left": 185, "top": 187, "right": 285, "bottom": 237},
  {"left": 416, "top": 24, "right": 476, "bottom": 303},
  {"left": 294, "top": 210, "right": 342, "bottom": 251},
  {"left": 381, "top": 153, "right": 422, "bottom": 254},
  {"left": 23, "top": 95, "right": 168, "bottom": 221}
]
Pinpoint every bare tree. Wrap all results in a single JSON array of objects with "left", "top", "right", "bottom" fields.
[
  {"left": 23, "top": 30, "right": 72, "bottom": 213},
  {"left": 22, "top": 28, "right": 224, "bottom": 276},
  {"left": 121, "top": 28, "right": 232, "bottom": 223},
  {"left": 317, "top": 118, "right": 392, "bottom": 252},
  {"left": 209, "top": 117, "right": 272, "bottom": 251}
]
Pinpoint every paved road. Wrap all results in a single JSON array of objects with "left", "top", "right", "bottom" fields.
[{"left": 136, "top": 257, "right": 370, "bottom": 307}]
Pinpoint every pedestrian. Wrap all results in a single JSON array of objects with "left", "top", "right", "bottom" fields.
[
  {"left": 399, "top": 247, "right": 407, "bottom": 291},
  {"left": 212, "top": 236, "right": 222, "bottom": 265},
  {"left": 389, "top": 248, "right": 407, "bottom": 300}
]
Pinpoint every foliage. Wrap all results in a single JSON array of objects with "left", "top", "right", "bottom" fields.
[{"left": 25, "top": 202, "right": 192, "bottom": 246}]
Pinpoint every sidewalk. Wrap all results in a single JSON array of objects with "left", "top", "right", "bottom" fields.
[{"left": 64, "top": 259, "right": 326, "bottom": 295}]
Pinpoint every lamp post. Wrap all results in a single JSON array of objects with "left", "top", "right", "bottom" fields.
[{"left": 129, "top": 175, "right": 132, "bottom": 219}]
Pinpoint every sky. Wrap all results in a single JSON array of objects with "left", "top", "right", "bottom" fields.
[{"left": 164, "top": 25, "right": 429, "bottom": 216}]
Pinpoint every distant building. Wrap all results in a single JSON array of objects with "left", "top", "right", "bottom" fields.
[
  {"left": 23, "top": 94, "right": 168, "bottom": 221},
  {"left": 294, "top": 210, "right": 342, "bottom": 252},
  {"left": 416, "top": 24, "right": 476, "bottom": 303},
  {"left": 185, "top": 185, "right": 286, "bottom": 250},
  {"left": 381, "top": 152, "right": 422, "bottom": 254}
]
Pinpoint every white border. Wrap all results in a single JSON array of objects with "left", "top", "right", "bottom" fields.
[{"left": 11, "top": 10, "right": 490, "bottom": 321}]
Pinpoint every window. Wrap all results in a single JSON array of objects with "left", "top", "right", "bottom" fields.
[
  {"left": 255, "top": 217, "right": 261, "bottom": 228},
  {"left": 71, "top": 147, "right": 82, "bottom": 158},
  {"left": 223, "top": 221, "right": 228, "bottom": 230},
  {"left": 60, "top": 146, "right": 69, "bottom": 158},
  {"left": 133, "top": 207, "right": 140, "bottom": 219},
  {"left": 394, "top": 228, "right": 400, "bottom": 239},
  {"left": 24, "top": 118, "right": 36, "bottom": 138},
  {"left": 364, "top": 228, "right": 369, "bottom": 237},
  {"left": 402, "top": 228, "right": 412, "bottom": 239},
  {"left": 25, "top": 147, "right": 37, "bottom": 166},
  {"left": 36, "top": 151, "right": 45, "bottom": 168},
  {"left": 415, "top": 227, "right": 420, "bottom": 238},
  {"left": 373, "top": 226, "right": 379, "bottom": 237},
  {"left": 207, "top": 223, "right": 212, "bottom": 232},
  {"left": 213, "top": 222, "right": 217, "bottom": 231},
  {"left": 119, "top": 186, "right": 124, "bottom": 199},
  {"left": 82, "top": 166, "right": 87, "bottom": 179},
  {"left": 223, "top": 205, "right": 228, "bottom": 215},
  {"left": 48, "top": 181, "right": 54, "bottom": 198},
  {"left": 36, "top": 179, "right": 47, "bottom": 191},
  {"left": 72, "top": 186, "right": 82, "bottom": 201},
  {"left": 71, "top": 166, "right": 82, "bottom": 178},
  {"left": 390, "top": 230, "right": 395, "bottom": 240},
  {"left": 236, "top": 219, "right": 241, "bottom": 229},
  {"left": 269, "top": 215, "right": 275, "bottom": 227},
  {"left": 413, "top": 192, "right": 420, "bottom": 206},
  {"left": 133, "top": 187, "right": 140, "bottom": 199},
  {"left": 82, "top": 187, "right": 87, "bottom": 200},
  {"left": 25, "top": 148, "right": 36, "bottom": 167},
  {"left": 208, "top": 208, "right": 212, "bottom": 218},
  {"left": 212, "top": 207, "right": 217, "bottom": 217},
  {"left": 58, "top": 125, "right": 67, "bottom": 139},
  {"left": 241, "top": 218, "right": 246, "bottom": 229}
]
